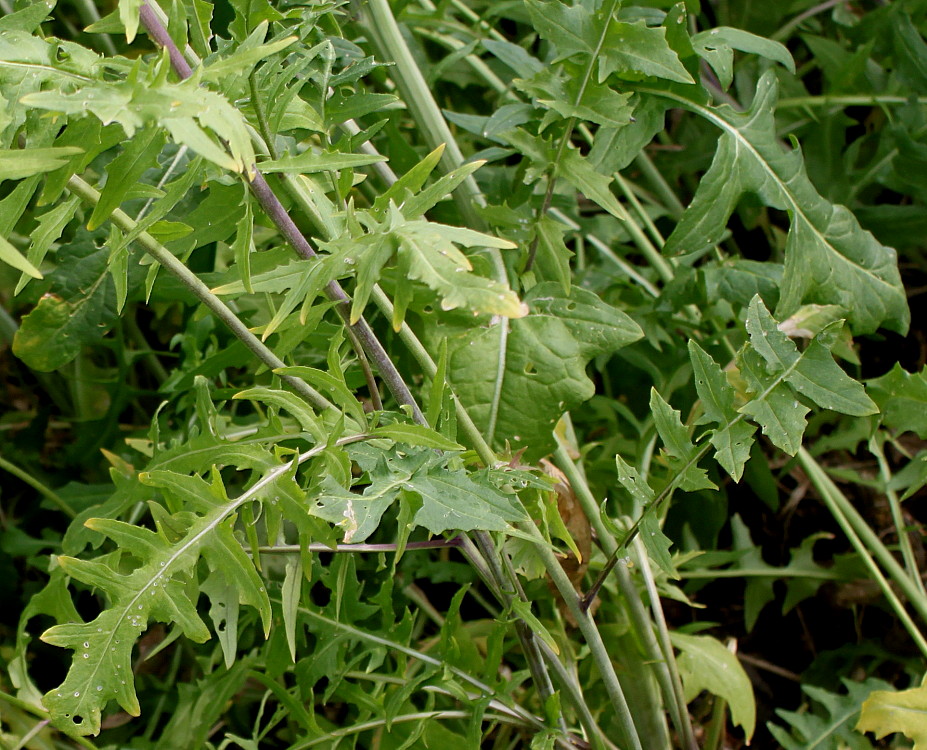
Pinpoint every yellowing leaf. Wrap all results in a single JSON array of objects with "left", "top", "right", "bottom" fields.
[{"left": 857, "top": 676, "right": 927, "bottom": 749}]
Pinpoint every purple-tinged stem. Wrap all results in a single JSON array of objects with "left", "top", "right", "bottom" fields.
[{"left": 138, "top": 2, "right": 424, "bottom": 424}]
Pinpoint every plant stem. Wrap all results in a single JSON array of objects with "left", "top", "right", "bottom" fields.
[
  {"left": 869, "top": 437, "right": 926, "bottom": 597},
  {"left": 777, "top": 94, "right": 927, "bottom": 108},
  {"left": 138, "top": 1, "right": 426, "bottom": 424},
  {"left": 65, "top": 174, "right": 334, "bottom": 413},
  {"left": 633, "top": 152, "right": 686, "bottom": 220},
  {"left": 0, "top": 453, "right": 77, "bottom": 518},
  {"left": 523, "top": 522, "right": 643, "bottom": 750},
  {"left": 258, "top": 538, "right": 461, "bottom": 554},
  {"left": 797, "top": 447, "right": 927, "bottom": 656},
  {"left": 0, "top": 691, "right": 99, "bottom": 749},
  {"left": 553, "top": 442, "right": 695, "bottom": 749},
  {"left": 361, "top": 0, "right": 487, "bottom": 228}
]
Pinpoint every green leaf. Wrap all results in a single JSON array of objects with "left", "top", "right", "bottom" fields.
[
  {"left": 14, "top": 195, "right": 81, "bottom": 294},
  {"left": 273, "top": 366, "right": 367, "bottom": 427},
  {"left": 258, "top": 150, "right": 386, "bottom": 174},
  {"left": 408, "top": 468, "right": 525, "bottom": 536},
  {"left": 691, "top": 28, "right": 794, "bottom": 90},
  {"left": 857, "top": 676, "right": 927, "bottom": 749},
  {"left": 341, "top": 206, "right": 526, "bottom": 325},
  {"left": 523, "top": 0, "right": 594, "bottom": 62},
  {"left": 200, "top": 23, "right": 296, "bottom": 83},
  {"left": 118, "top": 0, "right": 143, "bottom": 42},
  {"left": 770, "top": 678, "right": 892, "bottom": 750},
  {"left": 737, "top": 345, "right": 810, "bottom": 456},
  {"left": 0, "top": 234, "right": 42, "bottom": 279},
  {"left": 867, "top": 364, "right": 927, "bottom": 439},
  {"left": 650, "top": 389, "right": 716, "bottom": 492},
  {"left": 744, "top": 296, "right": 877, "bottom": 416},
  {"left": 734, "top": 297, "right": 875, "bottom": 454},
  {"left": 22, "top": 74, "right": 255, "bottom": 174},
  {"left": 449, "top": 283, "right": 642, "bottom": 461},
  {"left": 506, "top": 129, "right": 627, "bottom": 221},
  {"left": 368, "top": 422, "right": 464, "bottom": 452},
  {"left": 670, "top": 631, "right": 756, "bottom": 741},
  {"left": 658, "top": 71, "right": 908, "bottom": 335},
  {"left": 0, "top": 146, "right": 83, "bottom": 182},
  {"left": 515, "top": 68, "right": 634, "bottom": 129},
  {"left": 231, "top": 191, "right": 254, "bottom": 294},
  {"left": 689, "top": 341, "right": 755, "bottom": 481},
  {"left": 600, "top": 20, "right": 695, "bottom": 84},
  {"left": 89, "top": 127, "right": 166, "bottom": 230},
  {"left": 39, "top": 467, "right": 277, "bottom": 737},
  {"left": 315, "top": 450, "right": 524, "bottom": 542},
  {"left": 232, "top": 387, "right": 326, "bottom": 443},
  {"left": 13, "top": 230, "right": 123, "bottom": 371}
]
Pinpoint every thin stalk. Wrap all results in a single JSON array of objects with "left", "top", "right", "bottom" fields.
[
  {"left": 777, "top": 94, "right": 927, "bottom": 108},
  {"left": 0, "top": 453, "right": 77, "bottom": 518},
  {"left": 614, "top": 172, "right": 666, "bottom": 250},
  {"left": 523, "top": 522, "right": 643, "bottom": 750},
  {"left": 772, "top": 0, "right": 849, "bottom": 42},
  {"left": 65, "top": 174, "right": 334, "bottom": 413},
  {"left": 632, "top": 536, "right": 697, "bottom": 750},
  {"left": 535, "top": 639, "right": 614, "bottom": 750},
  {"left": 139, "top": 2, "right": 426, "bottom": 423},
  {"left": 797, "top": 447, "right": 927, "bottom": 656},
  {"left": 586, "top": 235, "right": 660, "bottom": 297},
  {"left": 0, "top": 692, "right": 98, "bottom": 749},
  {"left": 553, "top": 442, "right": 695, "bottom": 749},
  {"left": 633, "top": 152, "right": 686, "bottom": 220},
  {"left": 71, "top": 0, "right": 117, "bottom": 56},
  {"left": 361, "top": 0, "right": 489, "bottom": 228},
  {"left": 869, "top": 437, "right": 926, "bottom": 596}
]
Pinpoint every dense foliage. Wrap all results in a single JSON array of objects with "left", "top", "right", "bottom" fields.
[{"left": 2, "top": 0, "right": 927, "bottom": 747}]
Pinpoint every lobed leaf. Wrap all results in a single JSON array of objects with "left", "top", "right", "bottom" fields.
[
  {"left": 449, "top": 283, "right": 642, "bottom": 461},
  {"left": 659, "top": 71, "right": 909, "bottom": 335}
]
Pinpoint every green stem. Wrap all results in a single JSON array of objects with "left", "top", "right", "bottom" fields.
[
  {"left": 523, "top": 522, "right": 643, "bottom": 750},
  {"left": 362, "top": 0, "right": 486, "bottom": 221},
  {"left": 869, "top": 437, "right": 926, "bottom": 596},
  {"left": 553, "top": 442, "right": 694, "bottom": 749},
  {"left": 633, "top": 152, "right": 686, "bottom": 220},
  {"left": 614, "top": 172, "right": 666, "bottom": 250},
  {"left": 535, "top": 641, "right": 613, "bottom": 750},
  {"left": 361, "top": 0, "right": 510, "bottom": 286},
  {"left": 797, "top": 447, "right": 927, "bottom": 656},
  {"left": 0, "top": 453, "right": 77, "bottom": 518},
  {"left": 632, "top": 536, "right": 697, "bottom": 750},
  {"left": 777, "top": 95, "right": 927, "bottom": 108},
  {"left": 65, "top": 174, "right": 334, "bottom": 413},
  {"left": 0, "top": 691, "right": 99, "bottom": 749}
]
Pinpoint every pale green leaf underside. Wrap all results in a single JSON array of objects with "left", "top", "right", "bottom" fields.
[{"left": 671, "top": 631, "right": 756, "bottom": 741}]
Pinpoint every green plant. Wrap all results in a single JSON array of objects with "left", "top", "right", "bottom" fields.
[{"left": 2, "top": 0, "right": 926, "bottom": 748}]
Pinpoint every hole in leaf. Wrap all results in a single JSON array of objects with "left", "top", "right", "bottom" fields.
[
  {"left": 524, "top": 362, "right": 537, "bottom": 375},
  {"left": 73, "top": 715, "right": 84, "bottom": 725}
]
